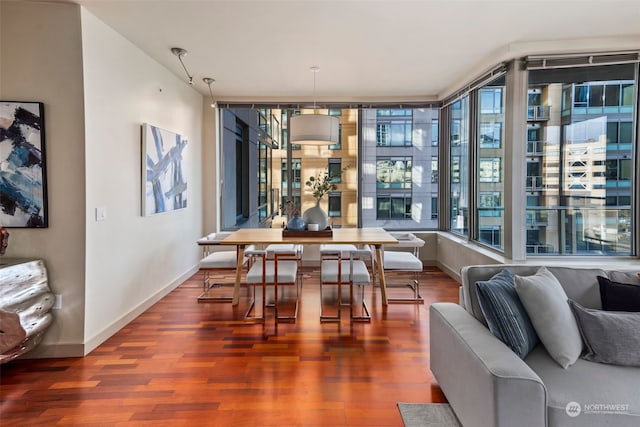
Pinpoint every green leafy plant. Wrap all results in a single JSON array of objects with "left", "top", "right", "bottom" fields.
[{"left": 305, "top": 170, "right": 338, "bottom": 202}]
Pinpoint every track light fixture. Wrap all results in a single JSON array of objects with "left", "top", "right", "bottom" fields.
[
  {"left": 203, "top": 77, "right": 216, "bottom": 108},
  {"left": 171, "top": 47, "right": 193, "bottom": 85}
]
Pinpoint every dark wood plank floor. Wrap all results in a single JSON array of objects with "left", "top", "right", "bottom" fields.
[{"left": 1, "top": 267, "right": 459, "bottom": 426}]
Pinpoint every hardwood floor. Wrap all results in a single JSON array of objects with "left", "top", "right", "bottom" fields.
[{"left": 1, "top": 267, "right": 459, "bottom": 426}]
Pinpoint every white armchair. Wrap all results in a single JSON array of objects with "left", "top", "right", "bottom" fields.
[{"left": 382, "top": 232, "right": 425, "bottom": 303}]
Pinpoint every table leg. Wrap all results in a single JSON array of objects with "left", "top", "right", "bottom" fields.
[
  {"left": 232, "top": 244, "right": 246, "bottom": 306},
  {"left": 374, "top": 244, "right": 388, "bottom": 305}
]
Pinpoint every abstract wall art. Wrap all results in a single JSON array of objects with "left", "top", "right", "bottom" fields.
[
  {"left": 142, "top": 123, "right": 188, "bottom": 216},
  {"left": 0, "top": 101, "right": 48, "bottom": 228}
]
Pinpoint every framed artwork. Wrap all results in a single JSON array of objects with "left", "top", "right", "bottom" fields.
[
  {"left": 0, "top": 101, "right": 48, "bottom": 227},
  {"left": 142, "top": 123, "right": 188, "bottom": 216}
]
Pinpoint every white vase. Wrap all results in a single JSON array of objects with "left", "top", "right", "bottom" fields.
[{"left": 302, "top": 201, "right": 329, "bottom": 230}]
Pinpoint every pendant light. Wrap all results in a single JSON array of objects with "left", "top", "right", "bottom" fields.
[{"left": 289, "top": 66, "right": 339, "bottom": 145}]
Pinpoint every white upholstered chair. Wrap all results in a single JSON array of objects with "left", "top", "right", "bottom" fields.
[
  {"left": 197, "top": 232, "right": 249, "bottom": 302},
  {"left": 319, "top": 246, "right": 372, "bottom": 322},
  {"left": 244, "top": 249, "right": 299, "bottom": 323},
  {"left": 382, "top": 232, "right": 425, "bottom": 304},
  {"left": 265, "top": 243, "right": 304, "bottom": 285}
]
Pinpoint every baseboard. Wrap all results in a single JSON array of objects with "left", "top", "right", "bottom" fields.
[
  {"left": 83, "top": 265, "right": 198, "bottom": 355},
  {"left": 437, "top": 261, "right": 461, "bottom": 283},
  {"left": 22, "top": 343, "right": 85, "bottom": 359}
]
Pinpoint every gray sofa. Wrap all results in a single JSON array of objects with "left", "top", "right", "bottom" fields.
[{"left": 430, "top": 265, "right": 640, "bottom": 427}]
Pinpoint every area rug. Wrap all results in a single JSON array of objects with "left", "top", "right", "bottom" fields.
[{"left": 397, "top": 402, "right": 462, "bottom": 427}]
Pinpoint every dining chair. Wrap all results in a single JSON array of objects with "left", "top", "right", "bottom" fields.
[
  {"left": 319, "top": 246, "right": 371, "bottom": 322},
  {"left": 265, "top": 243, "right": 304, "bottom": 285},
  {"left": 382, "top": 232, "right": 425, "bottom": 304},
  {"left": 244, "top": 248, "right": 299, "bottom": 323},
  {"left": 320, "top": 243, "right": 376, "bottom": 282},
  {"left": 197, "top": 232, "right": 249, "bottom": 302}
]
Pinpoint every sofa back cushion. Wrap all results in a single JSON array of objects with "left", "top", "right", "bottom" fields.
[
  {"left": 514, "top": 267, "right": 583, "bottom": 369},
  {"left": 461, "top": 265, "right": 608, "bottom": 324},
  {"left": 475, "top": 269, "right": 539, "bottom": 359}
]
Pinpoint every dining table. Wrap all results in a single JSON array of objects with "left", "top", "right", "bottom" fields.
[{"left": 220, "top": 227, "right": 399, "bottom": 306}]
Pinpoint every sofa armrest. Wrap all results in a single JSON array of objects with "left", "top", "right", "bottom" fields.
[{"left": 430, "top": 303, "right": 547, "bottom": 427}]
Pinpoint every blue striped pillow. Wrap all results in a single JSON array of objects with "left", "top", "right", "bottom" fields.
[{"left": 476, "top": 269, "right": 539, "bottom": 359}]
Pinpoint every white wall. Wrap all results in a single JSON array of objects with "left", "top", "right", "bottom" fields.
[
  {"left": 80, "top": 9, "right": 204, "bottom": 351},
  {"left": 1, "top": 1, "right": 87, "bottom": 355}
]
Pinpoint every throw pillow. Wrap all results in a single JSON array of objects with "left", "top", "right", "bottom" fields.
[
  {"left": 475, "top": 269, "right": 539, "bottom": 359},
  {"left": 514, "top": 266, "right": 583, "bottom": 369},
  {"left": 568, "top": 300, "right": 640, "bottom": 367},
  {"left": 597, "top": 276, "right": 640, "bottom": 312}
]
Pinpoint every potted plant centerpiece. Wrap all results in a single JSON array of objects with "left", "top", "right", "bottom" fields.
[{"left": 302, "top": 170, "right": 337, "bottom": 230}]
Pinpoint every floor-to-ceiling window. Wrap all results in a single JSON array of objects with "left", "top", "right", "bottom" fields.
[
  {"left": 526, "top": 63, "right": 636, "bottom": 255},
  {"left": 448, "top": 97, "right": 470, "bottom": 236},
  {"left": 217, "top": 55, "right": 636, "bottom": 258},
  {"left": 476, "top": 77, "right": 506, "bottom": 250},
  {"left": 220, "top": 108, "right": 279, "bottom": 229},
  {"left": 361, "top": 107, "right": 439, "bottom": 229}
]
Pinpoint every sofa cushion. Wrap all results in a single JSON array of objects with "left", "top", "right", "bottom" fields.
[
  {"left": 597, "top": 276, "right": 640, "bottom": 312},
  {"left": 607, "top": 270, "right": 640, "bottom": 285},
  {"left": 476, "top": 269, "right": 539, "bottom": 359},
  {"left": 569, "top": 300, "right": 640, "bottom": 367},
  {"left": 525, "top": 345, "right": 640, "bottom": 427},
  {"left": 461, "top": 265, "right": 607, "bottom": 325},
  {"left": 514, "top": 266, "right": 583, "bottom": 369}
]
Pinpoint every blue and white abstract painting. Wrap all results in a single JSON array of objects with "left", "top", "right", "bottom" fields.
[
  {"left": 142, "top": 123, "right": 188, "bottom": 216},
  {"left": 0, "top": 101, "right": 47, "bottom": 227}
]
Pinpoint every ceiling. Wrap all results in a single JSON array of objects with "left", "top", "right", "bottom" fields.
[{"left": 71, "top": 0, "right": 640, "bottom": 103}]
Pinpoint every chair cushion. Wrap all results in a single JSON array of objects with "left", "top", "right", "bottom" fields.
[
  {"left": 197, "top": 232, "right": 232, "bottom": 244},
  {"left": 246, "top": 260, "right": 298, "bottom": 284},
  {"left": 199, "top": 251, "right": 243, "bottom": 269},
  {"left": 390, "top": 232, "right": 416, "bottom": 240},
  {"left": 383, "top": 251, "right": 422, "bottom": 271},
  {"left": 321, "top": 260, "right": 370, "bottom": 284},
  {"left": 320, "top": 244, "right": 359, "bottom": 255},
  {"left": 265, "top": 244, "right": 300, "bottom": 256}
]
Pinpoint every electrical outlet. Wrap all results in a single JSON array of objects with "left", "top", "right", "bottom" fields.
[{"left": 53, "top": 294, "right": 62, "bottom": 310}]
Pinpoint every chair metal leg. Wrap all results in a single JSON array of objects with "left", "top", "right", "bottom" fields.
[
  {"left": 197, "top": 269, "right": 234, "bottom": 303},
  {"left": 350, "top": 283, "right": 371, "bottom": 322},
  {"left": 320, "top": 258, "right": 342, "bottom": 323},
  {"left": 244, "top": 282, "right": 266, "bottom": 323},
  {"left": 387, "top": 271, "right": 424, "bottom": 304},
  {"left": 275, "top": 281, "right": 299, "bottom": 323}
]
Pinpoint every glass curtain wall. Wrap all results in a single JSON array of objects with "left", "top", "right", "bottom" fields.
[
  {"left": 526, "top": 64, "right": 636, "bottom": 255},
  {"left": 220, "top": 106, "right": 440, "bottom": 230},
  {"left": 361, "top": 108, "right": 440, "bottom": 229},
  {"left": 220, "top": 108, "right": 280, "bottom": 229},
  {"left": 476, "top": 77, "right": 506, "bottom": 250},
  {"left": 449, "top": 97, "right": 470, "bottom": 236},
  {"left": 218, "top": 58, "right": 636, "bottom": 257}
]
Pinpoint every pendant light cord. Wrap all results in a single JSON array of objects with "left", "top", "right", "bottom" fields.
[{"left": 311, "top": 66, "right": 320, "bottom": 110}]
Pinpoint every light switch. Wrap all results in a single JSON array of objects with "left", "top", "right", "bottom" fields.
[{"left": 96, "top": 207, "right": 107, "bottom": 221}]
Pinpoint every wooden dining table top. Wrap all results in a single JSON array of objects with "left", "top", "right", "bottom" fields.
[{"left": 220, "top": 227, "right": 399, "bottom": 246}]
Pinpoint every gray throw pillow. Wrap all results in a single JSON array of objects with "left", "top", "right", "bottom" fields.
[
  {"left": 569, "top": 300, "right": 640, "bottom": 367},
  {"left": 476, "top": 269, "right": 539, "bottom": 359},
  {"left": 514, "top": 266, "right": 583, "bottom": 369}
]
